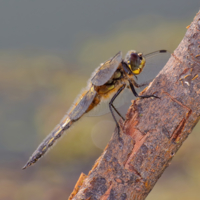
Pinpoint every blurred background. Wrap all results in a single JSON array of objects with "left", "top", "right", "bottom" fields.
[{"left": 0, "top": 1, "right": 200, "bottom": 199}]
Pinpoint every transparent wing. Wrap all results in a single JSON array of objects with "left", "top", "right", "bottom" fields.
[
  {"left": 91, "top": 51, "right": 122, "bottom": 86},
  {"left": 68, "top": 87, "right": 97, "bottom": 120},
  {"left": 86, "top": 87, "right": 133, "bottom": 117},
  {"left": 22, "top": 86, "right": 97, "bottom": 169},
  {"left": 137, "top": 51, "right": 171, "bottom": 85},
  {"left": 87, "top": 51, "right": 170, "bottom": 117}
]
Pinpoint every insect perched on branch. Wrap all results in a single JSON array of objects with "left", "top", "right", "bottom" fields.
[{"left": 23, "top": 49, "right": 168, "bottom": 169}]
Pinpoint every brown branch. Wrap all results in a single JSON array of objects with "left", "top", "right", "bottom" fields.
[{"left": 69, "top": 10, "right": 200, "bottom": 200}]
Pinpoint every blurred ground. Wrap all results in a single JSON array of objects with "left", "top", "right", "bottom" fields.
[{"left": 0, "top": 1, "right": 200, "bottom": 200}]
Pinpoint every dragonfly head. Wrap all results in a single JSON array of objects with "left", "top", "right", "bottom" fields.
[{"left": 125, "top": 50, "right": 146, "bottom": 75}]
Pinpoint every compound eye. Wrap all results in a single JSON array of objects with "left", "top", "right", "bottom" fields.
[{"left": 138, "top": 53, "right": 143, "bottom": 60}]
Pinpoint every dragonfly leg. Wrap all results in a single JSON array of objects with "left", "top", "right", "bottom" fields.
[
  {"left": 131, "top": 79, "right": 151, "bottom": 88},
  {"left": 129, "top": 80, "right": 160, "bottom": 99},
  {"left": 109, "top": 84, "right": 126, "bottom": 138},
  {"left": 111, "top": 104, "right": 125, "bottom": 121}
]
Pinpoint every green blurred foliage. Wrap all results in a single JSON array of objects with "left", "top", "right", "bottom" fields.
[{"left": 0, "top": 12, "right": 200, "bottom": 200}]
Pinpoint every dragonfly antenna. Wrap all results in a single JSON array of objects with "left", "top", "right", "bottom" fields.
[{"left": 144, "top": 50, "right": 169, "bottom": 59}]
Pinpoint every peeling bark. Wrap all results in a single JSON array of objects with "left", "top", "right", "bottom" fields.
[{"left": 69, "top": 10, "right": 200, "bottom": 200}]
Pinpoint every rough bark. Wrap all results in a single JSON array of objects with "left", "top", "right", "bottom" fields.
[{"left": 69, "top": 10, "right": 200, "bottom": 200}]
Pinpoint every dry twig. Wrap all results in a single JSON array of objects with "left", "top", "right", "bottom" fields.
[{"left": 69, "top": 10, "right": 200, "bottom": 200}]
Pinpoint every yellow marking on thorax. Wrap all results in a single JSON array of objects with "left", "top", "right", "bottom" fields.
[
  {"left": 99, "top": 82, "right": 123, "bottom": 100},
  {"left": 98, "top": 85, "right": 115, "bottom": 94},
  {"left": 86, "top": 83, "right": 119, "bottom": 113},
  {"left": 113, "top": 71, "right": 121, "bottom": 79}
]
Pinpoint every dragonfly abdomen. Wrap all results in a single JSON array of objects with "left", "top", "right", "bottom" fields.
[{"left": 22, "top": 119, "right": 73, "bottom": 169}]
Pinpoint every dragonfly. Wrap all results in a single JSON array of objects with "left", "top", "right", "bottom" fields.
[{"left": 23, "top": 49, "right": 168, "bottom": 169}]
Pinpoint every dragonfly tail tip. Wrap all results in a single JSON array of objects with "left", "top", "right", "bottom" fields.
[
  {"left": 22, "top": 162, "right": 31, "bottom": 170},
  {"left": 22, "top": 165, "right": 27, "bottom": 170}
]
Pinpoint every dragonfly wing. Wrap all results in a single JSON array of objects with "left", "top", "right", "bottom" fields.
[
  {"left": 22, "top": 87, "right": 97, "bottom": 169},
  {"left": 86, "top": 87, "right": 132, "bottom": 117},
  {"left": 85, "top": 99, "right": 110, "bottom": 117},
  {"left": 69, "top": 86, "right": 97, "bottom": 120},
  {"left": 22, "top": 123, "right": 70, "bottom": 169},
  {"left": 91, "top": 51, "right": 122, "bottom": 86},
  {"left": 137, "top": 51, "right": 170, "bottom": 85}
]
